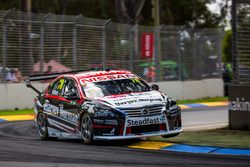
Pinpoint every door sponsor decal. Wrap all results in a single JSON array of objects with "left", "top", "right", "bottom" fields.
[{"left": 44, "top": 103, "right": 78, "bottom": 123}]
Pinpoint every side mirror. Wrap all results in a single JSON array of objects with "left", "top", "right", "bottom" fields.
[
  {"left": 170, "top": 100, "right": 176, "bottom": 106},
  {"left": 151, "top": 84, "right": 159, "bottom": 91}
]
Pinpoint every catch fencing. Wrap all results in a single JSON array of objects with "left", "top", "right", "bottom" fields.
[
  {"left": 0, "top": 10, "right": 224, "bottom": 82},
  {"left": 232, "top": 0, "right": 250, "bottom": 84}
]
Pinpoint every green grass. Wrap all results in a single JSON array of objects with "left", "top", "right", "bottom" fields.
[
  {"left": 149, "top": 128, "right": 250, "bottom": 149},
  {"left": 177, "top": 96, "right": 228, "bottom": 105},
  {"left": 0, "top": 109, "right": 33, "bottom": 116}
]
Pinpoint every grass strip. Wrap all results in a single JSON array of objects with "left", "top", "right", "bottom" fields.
[
  {"left": 177, "top": 96, "right": 228, "bottom": 104},
  {"left": 149, "top": 128, "right": 250, "bottom": 149},
  {"left": 0, "top": 109, "right": 33, "bottom": 116}
]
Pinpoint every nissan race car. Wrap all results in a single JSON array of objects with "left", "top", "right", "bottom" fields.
[{"left": 26, "top": 69, "right": 182, "bottom": 144}]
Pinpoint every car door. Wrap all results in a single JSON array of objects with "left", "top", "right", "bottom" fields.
[
  {"left": 44, "top": 77, "right": 76, "bottom": 134},
  {"left": 44, "top": 77, "right": 67, "bottom": 130},
  {"left": 44, "top": 77, "right": 65, "bottom": 117},
  {"left": 59, "top": 78, "right": 81, "bottom": 131}
]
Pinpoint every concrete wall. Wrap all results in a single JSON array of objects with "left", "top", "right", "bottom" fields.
[
  {"left": 156, "top": 78, "right": 224, "bottom": 100},
  {"left": 0, "top": 78, "right": 224, "bottom": 110},
  {"left": 0, "top": 83, "right": 48, "bottom": 110}
]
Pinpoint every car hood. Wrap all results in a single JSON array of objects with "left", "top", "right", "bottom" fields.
[{"left": 98, "top": 91, "right": 165, "bottom": 108}]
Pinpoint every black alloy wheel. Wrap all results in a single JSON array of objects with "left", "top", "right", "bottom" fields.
[{"left": 81, "top": 114, "right": 94, "bottom": 144}]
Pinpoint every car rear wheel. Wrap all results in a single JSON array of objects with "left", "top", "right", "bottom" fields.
[
  {"left": 37, "top": 112, "right": 49, "bottom": 140},
  {"left": 81, "top": 114, "right": 94, "bottom": 144}
]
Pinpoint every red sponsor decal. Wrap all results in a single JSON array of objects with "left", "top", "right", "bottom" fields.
[
  {"left": 141, "top": 32, "right": 154, "bottom": 59},
  {"left": 92, "top": 124, "right": 114, "bottom": 128},
  {"left": 78, "top": 70, "right": 131, "bottom": 78},
  {"left": 80, "top": 74, "right": 137, "bottom": 84}
]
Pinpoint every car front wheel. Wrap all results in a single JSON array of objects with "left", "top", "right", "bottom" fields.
[{"left": 81, "top": 114, "right": 94, "bottom": 144}]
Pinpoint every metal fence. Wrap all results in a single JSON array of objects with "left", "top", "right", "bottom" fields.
[
  {"left": 232, "top": 0, "right": 250, "bottom": 84},
  {"left": 0, "top": 10, "right": 224, "bottom": 83}
]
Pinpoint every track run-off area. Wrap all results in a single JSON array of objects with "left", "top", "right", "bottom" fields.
[{"left": 0, "top": 106, "right": 250, "bottom": 167}]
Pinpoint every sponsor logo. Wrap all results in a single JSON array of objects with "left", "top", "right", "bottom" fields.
[
  {"left": 93, "top": 119, "right": 104, "bottom": 124},
  {"left": 141, "top": 108, "right": 149, "bottom": 115},
  {"left": 114, "top": 98, "right": 162, "bottom": 106},
  {"left": 43, "top": 103, "right": 78, "bottom": 123},
  {"left": 229, "top": 97, "right": 250, "bottom": 112},
  {"left": 94, "top": 111, "right": 115, "bottom": 117},
  {"left": 93, "top": 119, "right": 118, "bottom": 125},
  {"left": 58, "top": 110, "right": 78, "bottom": 123},
  {"left": 126, "top": 115, "right": 166, "bottom": 127},
  {"left": 105, "top": 119, "right": 118, "bottom": 125},
  {"left": 44, "top": 103, "right": 59, "bottom": 115},
  {"left": 80, "top": 74, "right": 137, "bottom": 83}
]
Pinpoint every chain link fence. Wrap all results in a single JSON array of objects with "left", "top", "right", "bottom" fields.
[
  {"left": 232, "top": 0, "right": 250, "bottom": 84},
  {"left": 0, "top": 10, "right": 224, "bottom": 83}
]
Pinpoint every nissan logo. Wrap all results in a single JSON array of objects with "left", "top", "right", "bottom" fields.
[{"left": 141, "top": 108, "right": 149, "bottom": 115}]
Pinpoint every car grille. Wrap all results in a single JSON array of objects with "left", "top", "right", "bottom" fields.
[
  {"left": 131, "top": 124, "right": 159, "bottom": 134},
  {"left": 120, "top": 105, "right": 164, "bottom": 117}
]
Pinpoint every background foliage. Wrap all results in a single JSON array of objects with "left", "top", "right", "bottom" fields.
[{"left": 0, "top": 0, "right": 229, "bottom": 28}]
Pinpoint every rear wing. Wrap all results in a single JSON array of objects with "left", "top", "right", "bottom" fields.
[{"left": 25, "top": 69, "right": 95, "bottom": 95}]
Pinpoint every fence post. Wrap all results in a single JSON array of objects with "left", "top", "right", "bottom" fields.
[
  {"left": 154, "top": 26, "right": 161, "bottom": 82},
  {"left": 192, "top": 31, "right": 197, "bottom": 80},
  {"left": 102, "top": 19, "right": 111, "bottom": 69},
  {"left": 40, "top": 13, "right": 51, "bottom": 73},
  {"left": 176, "top": 28, "right": 182, "bottom": 81},
  {"left": 217, "top": 29, "right": 224, "bottom": 78},
  {"left": 129, "top": 24, "right": 138, "bottom": 71},
  {"left": 2, "top": 10, "right": 12, "bottom": 69},
  {"left": 73, "top": 15, "right": 82, "bottom": 70}
]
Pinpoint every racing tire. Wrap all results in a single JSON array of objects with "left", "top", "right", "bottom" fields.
[
  {"left": 81, "top": 114, "right": 94, "bottom": 144},
  {"left": 37, "top": 112, "right": 57, "bottom": 140},
  {"left": 36, "top": 112, "right": 49, "bottom": 140}
]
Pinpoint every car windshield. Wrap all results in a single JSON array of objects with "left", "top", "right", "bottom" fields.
[{"left": 82, "top": 78, "right": 151, "bottom": 99}]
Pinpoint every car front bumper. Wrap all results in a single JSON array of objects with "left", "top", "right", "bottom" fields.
[{"left": 93, "top": 128, "right": 182, "bottom": 140}]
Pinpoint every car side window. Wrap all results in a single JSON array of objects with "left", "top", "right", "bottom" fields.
[
  {"left": 62, "top": 78, "right": 79, "bottom": 98},
  {"left": 50, "top": 78, "right": 65, "bottom": 96}
]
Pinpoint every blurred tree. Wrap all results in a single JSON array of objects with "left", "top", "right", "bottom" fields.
[
  {"left": 0, "top": 0, "right": 229, "bottom": 28},
  {"left": 159, "top": 0, "right": 230, "bottom": 28},
  {"left": 114, "top": 0, "right": 146, "bottom": 24},
  {"left": 0, "top": 0, "right": 19, "bottom": 10},
  {"left": 222, "top": 30, "right": 232, "bottom": 63},
  {"left": 113, "top": 0, "right": 230, "bottom": 28},
  {"left": 31, "top": 0, "right": 116, "bottom": 20}
]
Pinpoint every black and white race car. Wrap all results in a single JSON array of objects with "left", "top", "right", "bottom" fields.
[{"left": 26, "top": 69, "right": 182, "bottom": 144}]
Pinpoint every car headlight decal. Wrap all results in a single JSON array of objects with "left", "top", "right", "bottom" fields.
[{"left": 94, "top": 110, "right": 116, "bottom": 117}]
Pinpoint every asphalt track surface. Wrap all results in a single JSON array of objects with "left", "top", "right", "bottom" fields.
[
  {"left": 182, "top": 106, "right": 228, "bottom": 131},
  {"left": 0, "top": 107, "right": 250, "bottom": 167}
]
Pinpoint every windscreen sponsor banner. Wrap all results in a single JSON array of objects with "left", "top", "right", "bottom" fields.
[
  {"left": 114, "top": 98, "right": 162, "bottom": 106},
  {"left": 80, "top": 74, "right": 138, "bottom": 84},
  {"left": 126, "top": 115, "right": 166, "bottom": 127},
  {"left": 141, "top": 32, "right": 154, "bottom": 59},
  {"left": 101, "top": 91, "right": 164, "bottom": 108}
]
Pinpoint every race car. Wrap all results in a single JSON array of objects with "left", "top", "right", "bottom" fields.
[{"left": 26, "top": 69, "right": 182, "bottom": 144}]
